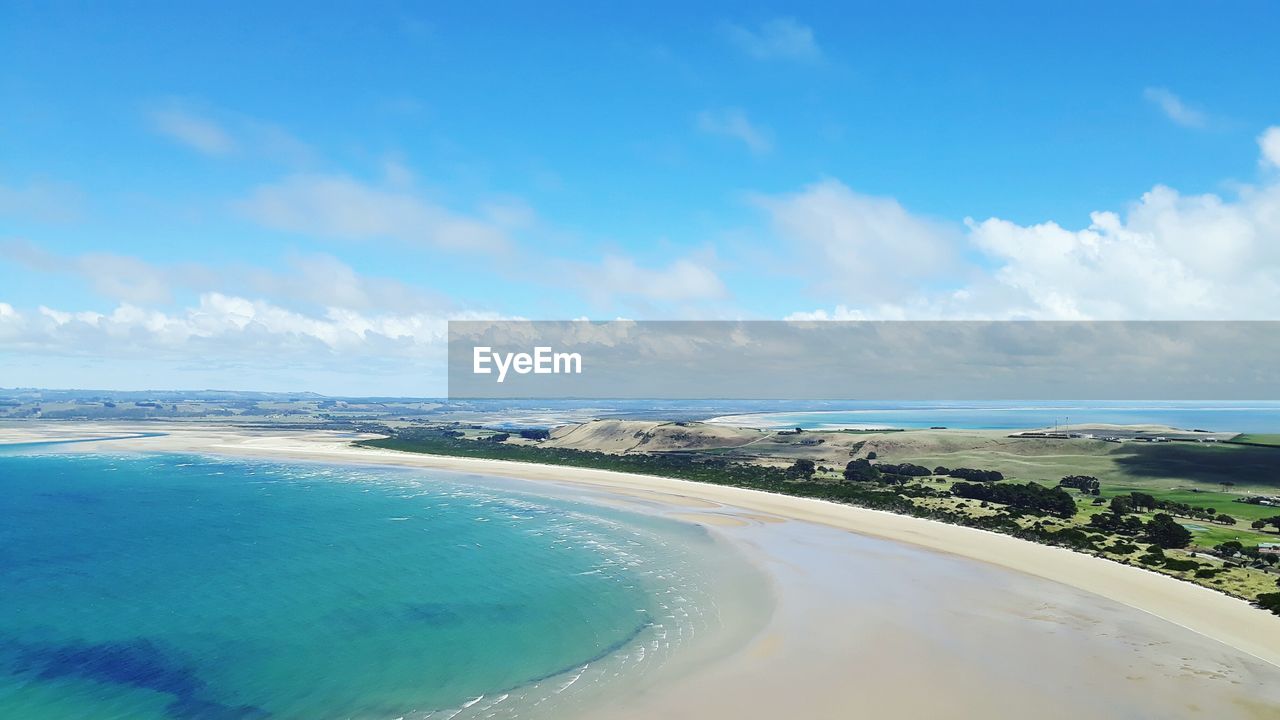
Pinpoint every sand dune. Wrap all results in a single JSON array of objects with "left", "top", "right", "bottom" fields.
[{"left": 546, "top": 419, "right": 764, "bottom": 453}]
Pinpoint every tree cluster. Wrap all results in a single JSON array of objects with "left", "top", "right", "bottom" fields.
[
  {"left": 786, "top": 459, "right": 817, "bottom": 479},
  {"left": 1058, "top": 475, "right": 1101, "bottom": 494},
  {"left": 842, "top": 458, "right": 880, "bottom": 482},
  {"left": 950, "top": 481, "right": 1076, "bottom": 518},
  {"left": 1250, "top": 516, "right": 1280, "bottom": 532},
  {"left": 947, "top": 467, "right": 1004, "bottom": 482},
  {"left": 1088, "top": 511, "right": 1145, "bottom": 535},
  {"left": 874, "top": 462, "right": 931, "bottom": 477}
]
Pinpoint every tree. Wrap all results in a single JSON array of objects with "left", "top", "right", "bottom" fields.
[
  {"left": 1145, "top": 513, "right": 1192, "bottom": 549},
  {"left": 786, "top": 459, "right": 816, "bottom": 479},
  {"left": 866, "top": 451, "right": 877, "bottom": 460},
  {"left": 948, "top": 467, "right": 1004, "bottom": 482},
  {"left": 1109, "top": 496, "right": 1134, "bottom": 515},
  {"left": 1215, "top": 540, "right": 1244, "bottom": 556},
  {"left": 1128, "top": 492, "right": 1157, "bottom": 512},
  {"left": 950, "top": 481, "right": 1076, "bottom": 518},
  {"left": 1089, "top": 511, "right": 1144, "bottom": 535},
  {"left": 875, "top": 462, "right": 931, "bottom": 477},
  {"left": 843, "top": 458, "right": 880, "bottom": 483},
  {"left": 1059, "top": 475, "right": 1100, "bottom": 494}
]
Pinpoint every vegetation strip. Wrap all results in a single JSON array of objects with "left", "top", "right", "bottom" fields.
[{"left": 358, "top": 429, "right": 1280, "bottom": 617}]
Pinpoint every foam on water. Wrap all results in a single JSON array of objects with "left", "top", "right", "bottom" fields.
[{"left": 0, "top": 450, "right": 751, "bottom": 720}]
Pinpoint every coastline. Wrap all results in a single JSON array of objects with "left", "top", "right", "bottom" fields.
[{"left": 5, "top": 422, "right": 1280, "bottom": 718}]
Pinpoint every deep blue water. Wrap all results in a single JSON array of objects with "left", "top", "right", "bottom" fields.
[
  {"left": 0, "top": 451, "right": 724, "bottom": 719},
  {"left": 708, "top": 401, "right": 1280, "bottom": 433}
]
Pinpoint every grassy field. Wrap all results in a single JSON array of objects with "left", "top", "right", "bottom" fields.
[
  {"left": 1230, "top": 434, "right": 1280, "bottom": 447},
  {"left": 865, "top": 434, "right": 1280, "bottom": 491},
  {"left": 768, "top": 429, "right": 1280, "bottom": 552}
]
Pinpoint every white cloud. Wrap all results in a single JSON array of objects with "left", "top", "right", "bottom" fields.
[
  {"left": 781, "top": 132, "right": 1280, "bottom": 320},
  {"left": 243, "top": 253, "right": 447, "bottom": 313},
  {"left": 697, "top": 108, "right": 773, "bottom": 154},
  {"left": 237, "top": 174, "right": 521, "bottom": 253},
  {"left": 148, "top": 104, "right": 315, "bottom": 164},
  {"left": 570, "top": 254, "right": 726, "bottom": 307},
  {"left": 0, "top": 292, "right": 511, "bottom": 364},
  {"left": 1, "top": 241, "right": 450, "bottom": 315},
  {"left": 0, "top": 181, "right": 83, "bottom": 223},
  {"left": 1143, "top": 87, "right": 1207, "bottom": 129},
  {"left": 1259, "top": 126, "right": 1280, "bottom": 168},
  {"left": 150, "top": 107, "right": 238, "bottom": 156},
  {"left": 755, "top": 179, "right": 962, "bottom": 302},
  {"left": 725, "top": 18, "right": 820, "bottom": 61},
  {"left": 2, "top": 240, "right": 180, "bottom": 304}
]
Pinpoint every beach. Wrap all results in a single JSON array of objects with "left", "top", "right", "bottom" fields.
[{"left": 5, "top": 422, "right": 1280, "bottom": 718}]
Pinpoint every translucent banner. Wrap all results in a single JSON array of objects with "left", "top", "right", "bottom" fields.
[{"left": 447, "top": 321, "right": 1280, "bottom": 400}]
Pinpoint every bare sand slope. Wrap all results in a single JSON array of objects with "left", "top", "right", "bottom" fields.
[{"left": 547, "top": 419, "right": 763, "bottom": 453}]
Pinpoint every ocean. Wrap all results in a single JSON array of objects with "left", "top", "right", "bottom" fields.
[
  {"left": 0, "top": 449, "right": 751, "bottom": 719},
  {"left": 706, "top": 401, "right": 1280, "bottom": 433}
]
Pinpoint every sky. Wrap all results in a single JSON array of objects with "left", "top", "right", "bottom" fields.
[{"left": 3, "top": 1, "right": 1280, "bottom": 395}]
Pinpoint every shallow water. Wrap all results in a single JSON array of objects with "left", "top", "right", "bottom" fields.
[{"left": 0, "top": 451, "right": 751, "bottom": 719}]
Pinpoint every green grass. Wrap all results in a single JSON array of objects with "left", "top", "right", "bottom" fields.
[
  {"left": 887, "top": 439, "right": 1280, "bottom": 491},
  {"left": 1189, "top": 524, "right": 1275, "bottom": 547},
  {"left": 1103, "top": 486, "right": 1278, "bottom": 520},
  {"left": 1230, "top": 434, "right": 1280, "bottom": 447}
]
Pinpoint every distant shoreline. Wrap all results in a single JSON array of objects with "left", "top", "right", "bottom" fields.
[{"left": 704, "top": 402, "right": 1280, "bottom": 434}]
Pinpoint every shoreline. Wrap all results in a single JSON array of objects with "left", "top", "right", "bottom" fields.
[
  {"left": 5, "top": 423, "right": 1280, "bottom": 718},
  {"left": 4, "top": 423, "right": 1279, "bottom": 664}
]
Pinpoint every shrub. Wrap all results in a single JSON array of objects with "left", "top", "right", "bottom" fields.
[
  {"left": 1161, "top": 557, "right": 1200, "bottom": 572},
  {"left": 1256, "top": 592, "right": 1280, "bottom": 616}
]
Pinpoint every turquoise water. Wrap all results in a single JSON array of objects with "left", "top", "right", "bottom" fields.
[
  {"left": 0, "top": 450, "right": 731, "bottom": 719},
  {"left": 710, "top": 401, "right": 1280, "bottom": 433}
]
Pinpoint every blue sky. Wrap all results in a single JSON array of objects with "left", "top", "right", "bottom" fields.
[{"left": 3, "top": 2, "right": 1280, "bottom": 394}]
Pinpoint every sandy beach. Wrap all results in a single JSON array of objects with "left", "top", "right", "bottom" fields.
[{"left": 5, "top": 422, "right": 1280, "bottom": 718}]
